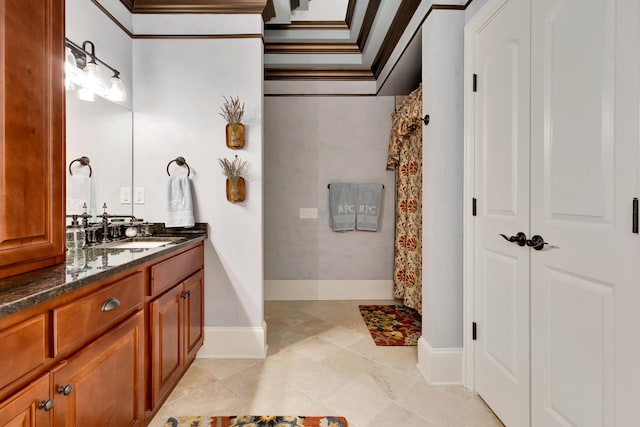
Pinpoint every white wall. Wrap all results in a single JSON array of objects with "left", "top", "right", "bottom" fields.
[
  {"left": 418, "top": 9, "right": 466, "bottom": 383},
  {"left": 263, "top": 96, "right": 396, "bottom": 299},
  {"left": 132, "top": 25, "right": 264, "bottom": 334}
]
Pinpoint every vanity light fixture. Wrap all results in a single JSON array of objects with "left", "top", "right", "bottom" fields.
[{"left": 64, "top": 38, "right": 126, "bottom": 102}]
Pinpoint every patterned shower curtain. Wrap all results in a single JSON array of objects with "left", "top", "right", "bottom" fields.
[{"left": 386, "top": 85, "right": 422, "bottom": 313}]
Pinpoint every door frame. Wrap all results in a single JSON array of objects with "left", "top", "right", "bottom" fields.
[{"left": 462, "top": 0, "right": 517, "bottom": 392}]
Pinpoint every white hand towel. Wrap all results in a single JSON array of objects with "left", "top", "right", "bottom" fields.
[
  {"left": 67, "top": 174, "right": 95, "bottom": 215},
  {"left": 165, "top": 175, "right": 195, "bottom": 228},
  {"left": 329, "top": 183, "right": 357, "bottom": 231},
  {"left": 356, "top": 183, "right": 383, "bottom": 231}
]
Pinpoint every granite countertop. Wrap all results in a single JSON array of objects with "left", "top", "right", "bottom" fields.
[{"left": 0, "top": 223, "right": 207, "bottom": 319}]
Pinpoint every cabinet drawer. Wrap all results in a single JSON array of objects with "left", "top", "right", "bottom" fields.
[
  {"left": 53, "top": 272, "right": 144, "bottom": 356},
  {"left": 150, "top": 245, "right": 203, "bottom": 296},
  {"left": 0, "top": 315, "right": 47, "bottom": 391}
]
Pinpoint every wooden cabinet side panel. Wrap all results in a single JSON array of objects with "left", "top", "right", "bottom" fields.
[
  {"left": 0, "top": 0, "right": 65, "bottom": 277},
  {"left": 184, "top": 270, "right": 204, "bottom": 365},
  {"left": 149, "top": 285, "right": 183, "bottom": 409},
  {"left": 52, "top": 311, "right": 144, "bottom": 426},
  {"left": 0, "top": 374, "right": 51, "bottom": 427}
]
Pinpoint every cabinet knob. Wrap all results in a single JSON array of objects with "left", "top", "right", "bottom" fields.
[
  {"left": 101, "top": 297, "right": 121, "bottom": 312},
  {"left": 57, "top": 384, "right": 73, "bottom": 396},
  {"left": 38, "top": 399, "right": 54, "bottom": 411}
]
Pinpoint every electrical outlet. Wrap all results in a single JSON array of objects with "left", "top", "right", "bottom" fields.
[
  {"left": 120, "top": 187, "right": 131, "bottom": 204},
  {"left": 299, "top": 208, "right": 318, "bottom": 219},
  {"left": 134, "top": 187, "right": 145, "bottom": 204}
]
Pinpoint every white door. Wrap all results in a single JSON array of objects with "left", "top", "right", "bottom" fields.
[
  {"left": 530, "top": 0, "right": 640, "bottom": 426},
  {"left": 471, "top": 0, "right": 531, "bottom": 425}
]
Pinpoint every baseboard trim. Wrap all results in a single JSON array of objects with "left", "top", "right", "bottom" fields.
[
  {"left": 264, "top": 280, "right": 394, "bottom": 300},
  {"left": 197, "top": 322, "right": 267, "bottom": 359},
  {"left": 417, "top": 337, "right": 463, "bottom": 385}
]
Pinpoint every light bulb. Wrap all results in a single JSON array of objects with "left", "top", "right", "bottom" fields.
[
  {"left": 77, "top": 87, "right": 95, "bottom": 102},
  {"left": 64, "top": 47, "right": 77, "bottom": 90},
  {"left": 84, "top": 62, "right": 105, "bottom": 96},
  {"left": 106, "top": 75, "right": 126, "bottom": 102}
]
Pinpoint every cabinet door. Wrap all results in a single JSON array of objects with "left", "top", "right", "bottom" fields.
[
  {"left": 149, "top": 285, "right": 183, "bottom": 409},
  {"left": 0, "top": 0, "right": 66, "bottom": 279},
  {"left": 183, "top": 270, "right": 204, "bottom": 366},
  {"left": 52, "top": 312, "right": 144, "bottom": 426},
  {"left": 0, "top": 374, "right": 51, "bottom": 427}
]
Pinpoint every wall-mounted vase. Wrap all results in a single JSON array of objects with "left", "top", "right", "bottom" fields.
[
  {"left": 226, "top": 177, "right": 245, "bottom": 202},
  {"left": 226, "top": 123, "right": 245, "bottom": 149}
]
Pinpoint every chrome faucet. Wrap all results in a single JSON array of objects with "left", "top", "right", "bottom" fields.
[{"left": 100, "top": 203, "right": 143, "bottom": 243}]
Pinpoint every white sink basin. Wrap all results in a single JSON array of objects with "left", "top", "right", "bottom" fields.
[{"left": 110, "top": 241, "right": 175, "bottom": 249}]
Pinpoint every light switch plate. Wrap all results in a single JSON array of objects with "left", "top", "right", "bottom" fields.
[
  {"left": 134, "top": 187, "right": 145, "bottom": 204},
  {"left": 299, "top": 208, "right": 318, "bottom": 219},
  {"left": 120, "top": 187, "right": 131, "bottom": 204}
]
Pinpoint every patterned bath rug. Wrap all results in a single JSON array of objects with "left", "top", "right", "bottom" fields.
[
  {"left": 164, "top": 416, "right": 348, "bottom": 427},
  {"left": 359, "top": 304, "right": 421, "bottom": 346}
]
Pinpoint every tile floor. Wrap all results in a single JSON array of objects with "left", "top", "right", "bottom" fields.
[{"left": 149, "top": 300, "right": 503, "bottom": 427}]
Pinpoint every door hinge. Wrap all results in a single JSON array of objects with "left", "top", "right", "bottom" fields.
[
  {"left": 472, "top": 322, "right": 477, "bottom": 340},
  {"left": 633, "top": 197, "right": 638, "bottom": 234},
  {"left": 473, "top": 74, "right": 478, "bottom": 92},
  {"left": 472, "top": 198, "right": 477, "bottom": 216}
]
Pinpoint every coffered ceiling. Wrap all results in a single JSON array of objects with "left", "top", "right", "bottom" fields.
[{"left": 118, "top": 0, "right": 472, "bottom": 95}]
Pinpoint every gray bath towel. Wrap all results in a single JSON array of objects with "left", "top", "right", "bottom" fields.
[
  {"left": 356, "top": 183, "right": 383, "bottom": 231},
  {"left": 329, "top": 183, "right": 357, "bottom": 231}
]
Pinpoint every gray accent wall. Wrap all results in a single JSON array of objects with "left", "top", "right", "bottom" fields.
[{"left": 264, "top": 96, "right": 396, "bottom": 281}]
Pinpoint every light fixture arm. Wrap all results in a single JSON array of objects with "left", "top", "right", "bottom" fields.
[{"left": 65, "top": 38, "right": 120, "bottom": 77}]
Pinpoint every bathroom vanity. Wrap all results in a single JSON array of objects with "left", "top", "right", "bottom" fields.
[{"left": 0, "top": 229, "right": 206, "bottom": 426}]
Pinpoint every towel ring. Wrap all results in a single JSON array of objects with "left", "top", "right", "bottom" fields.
[
  {"left": 327, "top": 184, "right": 384, "bottom": 189},
  {"left": 69, "top": 156, "right": 92, "bottom": 177},
  {"left": 167, "top": 156, "right": 191, "bottom": 177}
]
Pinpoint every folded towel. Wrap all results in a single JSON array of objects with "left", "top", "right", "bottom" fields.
[
  {"left": 165, "top": 175, "right": 195, "bottom": 228},
  {"left": 356, "top": 183, "right": 383, "bottom": 231},
  {"left": 329, "top": 183, "right": 357, "bottom": 231},
  {"left": 67, "top": 174, "right": 96, "bottom": 216}
]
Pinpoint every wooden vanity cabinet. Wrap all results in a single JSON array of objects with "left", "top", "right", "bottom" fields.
[
  {"left": 147, "top": 245, "right": 204, "bottom": 414},
  {"left": 0, "top": 0, "right": 66, "bottom": 280},
  {"left": 0, "top": 374, "right": 52, "bottom": 427},
  {"left": 52, "top": 312, "right": 144, "bottom": 426},
  {"left": 0, "top": 268, "right": 145, "bottom": 427}
]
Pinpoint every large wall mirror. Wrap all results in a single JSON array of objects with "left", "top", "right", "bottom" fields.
[{"left": 66, "top": 95, "right": 133, "bottom": 223}]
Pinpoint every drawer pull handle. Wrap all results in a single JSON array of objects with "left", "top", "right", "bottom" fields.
[
  {"left": 57, "top": 384, "right": 73, "bottom": 396},
  {"left": 101, "top": 297, "right": 121, "bottom": 312},
  {"left": 38, "top": 399, "right": 54, "bottom": 411}
]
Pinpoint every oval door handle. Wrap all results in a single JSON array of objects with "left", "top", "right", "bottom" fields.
[
  {"left": 57, "top": 384, "right": 73, "bottom": 396},
  {"left": 526, "top": 235, "right": 549, "bottom": 251},
  {"left": 499, "top": 232, "right": 527, "bottom": 246},
  {"left": 101, "top": 297, "right": 121, "bottom": 312},
  {"left": 38, "top": 399, "right": 54, "bottom": 411}
]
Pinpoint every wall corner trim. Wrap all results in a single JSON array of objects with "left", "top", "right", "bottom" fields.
[
  {"left": 197, "top": 322, "right": 267, "bottom": 359},
  {"left": 417, "top": 337, "right": 463, "bottom": 385}
]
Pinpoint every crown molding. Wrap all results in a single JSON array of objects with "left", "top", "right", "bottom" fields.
[
  {"left": 345, "top": 0, "right": 356, "bottom": 28},
  {"left": 119, "top": 0, "right": 269, "bottom": 14},
  {"left": 265, "top": 68, "right": 375, "bottom": 81},
  {"left": 265, "top": 42, "right": 360, "bottom": 54},
  {"left": 265, "top": 20, "right": 348, "bottom": 30},
  {"left": 356, "top": 0, "right": 380, "bottom": 50}
]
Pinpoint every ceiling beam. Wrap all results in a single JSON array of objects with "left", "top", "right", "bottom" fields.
[{"left": 265, "top": 20, "right": 348, "bottom": 30}]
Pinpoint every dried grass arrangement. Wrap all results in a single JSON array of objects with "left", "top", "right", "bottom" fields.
[
  {"left": 218, "top": 155, "right": 248, "bottom": 178},
  {"left": 218, "top": 96, "right": 245, "bottom": 124}
]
